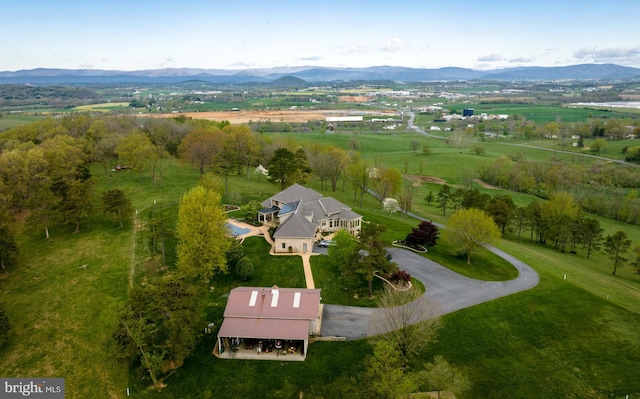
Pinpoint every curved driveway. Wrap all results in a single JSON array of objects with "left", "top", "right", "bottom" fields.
[{"left": 320, "top": 245, "right": 539, "bottom": 340}]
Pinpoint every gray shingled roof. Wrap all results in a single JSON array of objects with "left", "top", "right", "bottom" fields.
[
  {"left": 271, "top": 184, "right": 322, "bottom": 204},
  {"left": 318, "top": 197, "right": 345, "bottom": 216},
  {"left": 274, "top": 213, "right": 316, "bottom": 238}
]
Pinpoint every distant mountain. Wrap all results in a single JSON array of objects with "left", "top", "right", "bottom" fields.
[
  {"left": 481, "top": 64, "right": 640, "bottom": 80},
  {"left": 1, "top": 64, "right": 639, "bottom": 84}
]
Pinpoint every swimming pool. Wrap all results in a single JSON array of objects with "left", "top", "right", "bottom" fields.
[{"left": 226, "top": 223, "right": 251, "bottom": 237}]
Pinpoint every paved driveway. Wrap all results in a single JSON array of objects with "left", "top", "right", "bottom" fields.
[{"left": 320, "top": 245, "right": 539, "bottom": 339}]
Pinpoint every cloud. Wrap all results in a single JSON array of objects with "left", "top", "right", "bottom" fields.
[
  {"left": 477, "top": 54, "right": 504, "bottom": 62},
  {"left": 340, "top": 44, "right": 371, "bottom": 55},
  {"left": 379, "top": 38, "right": 406, "bottom": 52},
  {"left": 508, "top": 57, "right": 534, "bottom": 63},
  {"left": 574, "top": 46, "right": 640, "bottom": 64},
  {"left": 339, "top": 38, "right": 407, "bottom": 56},
  {"left": 299, "top": 56, "right": 322, "bottom": 62}
]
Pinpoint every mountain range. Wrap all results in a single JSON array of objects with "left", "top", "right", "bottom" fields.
[{"left": 1, "top": 63, "right": 639, "bottom": 85}]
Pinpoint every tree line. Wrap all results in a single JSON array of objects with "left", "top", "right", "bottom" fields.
[
  {"left": 433, "top": 185, "right": 640, "bottom": 275},
  {"left": 479, "top": 155, "right": 640, "bottom": 225}
]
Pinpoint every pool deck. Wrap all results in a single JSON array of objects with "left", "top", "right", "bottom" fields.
[{"left": 226, "top": 219, "right": 316, "bottom": 289}]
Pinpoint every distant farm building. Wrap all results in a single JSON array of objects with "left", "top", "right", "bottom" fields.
[{"left": 325, "top": 116, "right": 364, "bottom": 122}]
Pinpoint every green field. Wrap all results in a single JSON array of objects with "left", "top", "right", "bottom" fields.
[{"left": 448, "top": 103, "right": 635, "bottom": 123}]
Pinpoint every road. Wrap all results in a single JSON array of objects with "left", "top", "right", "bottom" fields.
[{"left": 320, "top": 245, "right": 539, "bottom": 339}]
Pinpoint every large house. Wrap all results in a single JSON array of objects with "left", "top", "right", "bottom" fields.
[
  {"left": 258, "top": 184, "right": 362, "bottom": 253},
  {"left": 216, "top": 286, "right": 321, "bottom": 360}
]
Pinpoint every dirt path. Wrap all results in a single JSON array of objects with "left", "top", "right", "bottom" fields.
[{"left": 404, "top": 175, "right": 447, "bottom": 186}]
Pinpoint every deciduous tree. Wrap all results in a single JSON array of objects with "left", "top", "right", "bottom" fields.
[
  {"left": 361, "top": 340, "right": 419, "bottom": 399},
  {"left": 0, "top": 225, "right": 18, "bottom": 271},
  {"left": 176, "top": 186, "right": 231, "bottom": 280},
  {"left": 424, "top": 355, "right": 471, "bottom": 399},
  {"left": 443, "top": 208, "right": 501, "bottom": 265},
  {"left": 486, "top": 194, "right": 516, "bottom": 234},
  {"left": 397, "top": 182, "right": 417, "bottom": 217},
  {"left": 325, "top": 146, "right": 349, "bottom": 192},
  {"left": 459, "top": 188, "right": 490, "bottom": 211},
  {"left": 116, "top": 132, "right": 169, "bottom": 182},
  {"left": 357, "top": 223, "right": 398, "bottom": 297},
  {"left": 329, "top": 229, "right": 360, "bottom": 281},
  {"left": 409, "top": 140, "right": 420, "bottom": 154},
  {"left": 235, "top": 256, "right": 254, "bottom": 281},
  {"left": 578, "top": 217, "right": 603, "bottom": 259},
  {"left": 345, "top": 155, "right": 371, "bottom": 207},
  {"left": 177, "top": 128, "right": 225, "bottom": 175},
  {"left": 373, "top": 285, "right": 441, "bottom": 367},
  {"left": 114, "top": 276, "right": 202, "bottom": 388}
]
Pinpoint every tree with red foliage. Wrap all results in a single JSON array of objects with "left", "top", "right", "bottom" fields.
[{"left": 405, "top": 221, "right": 439, "bottom": 248}]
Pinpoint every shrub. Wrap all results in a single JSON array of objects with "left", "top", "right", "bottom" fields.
[
  {"left": 235, "top": 256, "right": 254, "bottom": 281},
  {"left": 405, "top": 221, "right": 439, "bottom": 248},
  {"left": 389, "top": 270, "right": 411, "bottom": 284}
]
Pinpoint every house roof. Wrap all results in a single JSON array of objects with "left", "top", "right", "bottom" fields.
[
  {"left": 262, "top": 185, "right": 362, "bottom": 240},
  {"left": 338, "top": 208, "right": 362, "bottom": 220},
  {"left": 262, "top": 184, "right": 323, "bottom": 207},
  {"left": 274, "top": 213, "right": 317, "bottom": 238},
  {"left": 318, "top": 197, "right": 344, "bottom": 216},
  {"left": 278, "top": 200, "right": 300, "bottom": 217},
  {"left": 223, "top": 286, "right": 321, "bottom": 320}
]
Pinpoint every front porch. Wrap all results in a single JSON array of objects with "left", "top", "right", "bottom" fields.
[{"left": 215, "top": 338, "right": 306, "bottom": 361}]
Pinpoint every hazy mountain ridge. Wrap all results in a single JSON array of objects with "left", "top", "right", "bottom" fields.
[{"left": 1, "top": 64, "right": 639, "bottom": 84}]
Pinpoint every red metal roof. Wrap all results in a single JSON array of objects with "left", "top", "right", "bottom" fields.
[
  {"left": 223, "top": 286, "right": 321, "bottom": 320},
  {"left": 217, "top": 318, "right": 310, "bottom": 340}
]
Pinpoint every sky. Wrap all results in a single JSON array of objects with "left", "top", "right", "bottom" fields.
[{"left": 3, "top": 0, "right": 640, "bottom": 72}]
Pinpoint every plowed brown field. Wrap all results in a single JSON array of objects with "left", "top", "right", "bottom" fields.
[{"left": 141, "top": 109, "right": 396, "bottom": 124}]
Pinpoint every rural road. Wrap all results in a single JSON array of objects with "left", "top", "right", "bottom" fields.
[{"left": 320, "top": 245, "right": 539, "bottom": 340}]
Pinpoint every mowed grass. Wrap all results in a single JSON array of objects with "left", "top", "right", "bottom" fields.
[
  {"left": 448, "top": 103, "right": 633, "bottom": 123},
  {"left": 421, "top": 274, "right": 640, "bottom": 398}
]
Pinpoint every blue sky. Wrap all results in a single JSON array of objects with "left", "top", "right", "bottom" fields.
[{"left": 3, "top": 0, "right": 640, "bottom": 71}]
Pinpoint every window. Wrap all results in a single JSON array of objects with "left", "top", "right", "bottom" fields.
[{"left": 282, "top": 243, "right": 286, "bottom": 249}]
